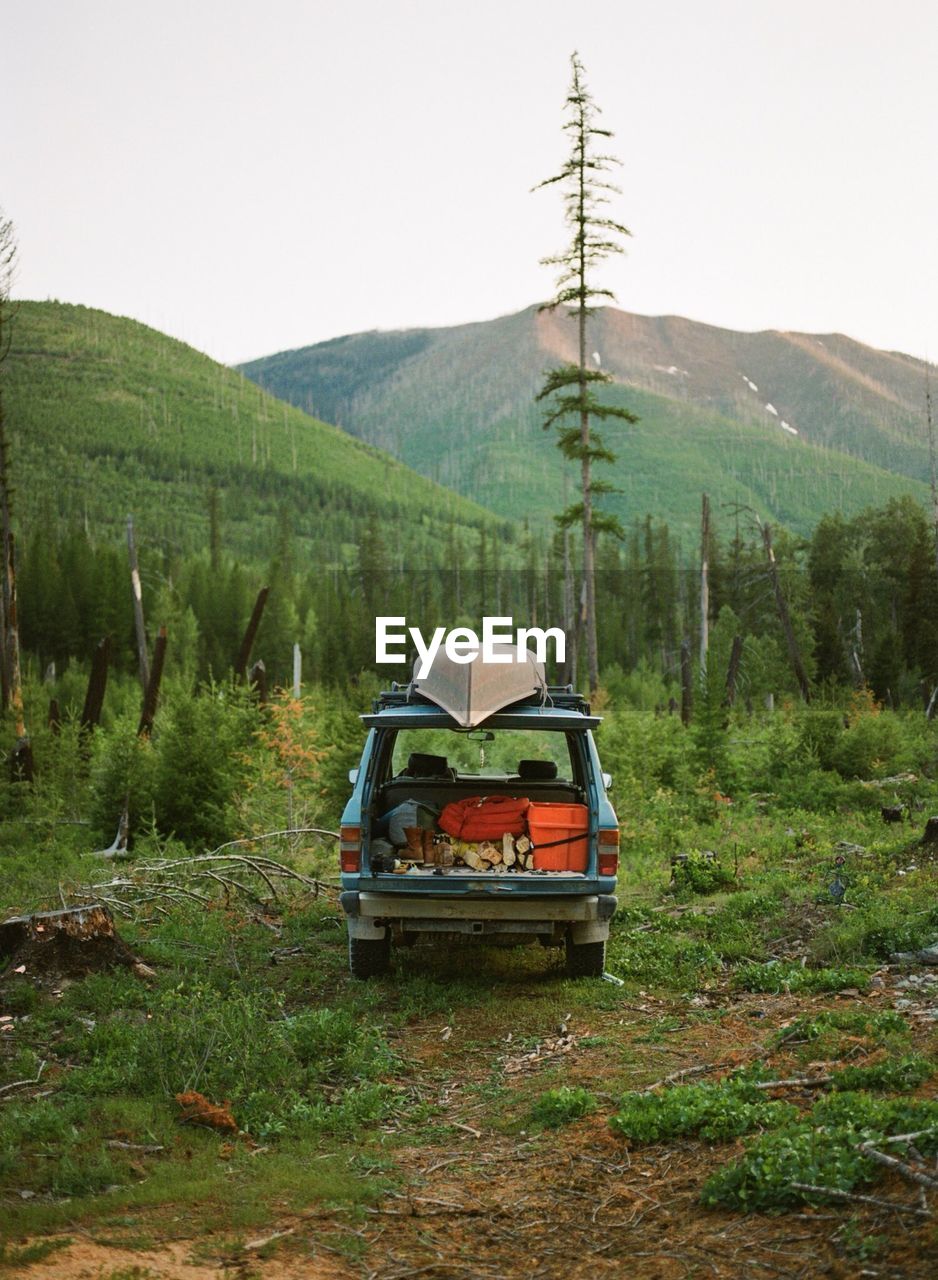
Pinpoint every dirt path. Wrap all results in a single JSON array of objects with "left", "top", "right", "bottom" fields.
[{"left": 15, "top": 983, "right": 938, "bottom": 1279}]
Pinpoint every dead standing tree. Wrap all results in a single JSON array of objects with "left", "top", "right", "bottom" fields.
[
  {"left": 725, "top": 503, "right": 812, "bottom": 704},
  {"left": 760, "top": 520, "right": 812, "bottom": 703},
  {"left": 0, "top": 208, "right": 31, "bottom": 779},
  {"left": 126, "top": 515, "right": 149, "bottom": 693}
]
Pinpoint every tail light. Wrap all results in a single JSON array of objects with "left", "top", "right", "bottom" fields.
[
  {"left": 598, "top": 827, "right": 619, "bottom": 877},
  {"left": 340, "top": 825, "right": 361, "bottom": 873}
]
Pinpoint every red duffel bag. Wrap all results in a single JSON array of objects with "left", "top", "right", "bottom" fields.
[{"left": 439, "top": 795, "right": 530, "bottom": 841}]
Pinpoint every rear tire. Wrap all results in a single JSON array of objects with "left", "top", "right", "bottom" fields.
[
  {"left": 565, "top": 936, "right": 605, "bottom": 978},
  {"left": 349, "top": 933, "right": 391, "bottom": 979}
]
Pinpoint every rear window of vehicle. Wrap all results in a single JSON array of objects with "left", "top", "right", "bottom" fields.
[{"left": 390, "top": 728, "right": 576, "bottom": 780}]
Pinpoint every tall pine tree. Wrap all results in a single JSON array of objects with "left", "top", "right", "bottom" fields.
[{"left": 535, "top": 53, "right": 637, "bottom": 692}]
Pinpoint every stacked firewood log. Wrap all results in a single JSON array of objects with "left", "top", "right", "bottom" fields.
[{"left": 394, "top": 832, "right": 536, "bottom": 872}]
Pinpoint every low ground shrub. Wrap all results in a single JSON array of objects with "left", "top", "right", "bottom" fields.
[
  {"left": 700, "top": 1122, "right": 877, "bottom": 1210},
  {"left": 733, "top": 961, "right": 870, "bottom": 994},
  {"left": 530, "top": 1086, "right": 596, "bottom": 1129},
  {"left": 671, "top": 852, "right": 737, "bottom": 895},
  {"left": 610, "top": 1080, "right": 798, "bottom": 1144}
]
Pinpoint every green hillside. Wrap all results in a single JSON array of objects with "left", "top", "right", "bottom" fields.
[
  {"left": 241, "top": 305, "right": 932, "bottom": 541},
  {"left": 4, "top": 302, "right": 502, "bottom": 567}
]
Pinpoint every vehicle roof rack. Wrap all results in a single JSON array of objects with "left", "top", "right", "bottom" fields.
[{"left": 372, "top": 683, "right": 591, "bottom": 716}]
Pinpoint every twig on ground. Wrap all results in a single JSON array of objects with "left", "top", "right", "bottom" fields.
[
  {"left": 104, "top": 1139, "right": 165, "bottom": 1153},
  {"left": 0, "top": 1061, "right": 45, "bottom": 1095},
  {"left": 751, "top": 1074, "right": 833, "bottom": 1090},
  {"left": 790, "top": 1181, "right": 930, "bottom": 1216},
  {"left": 641, "top": 1062, "right": 732, "bottom": 1092}
]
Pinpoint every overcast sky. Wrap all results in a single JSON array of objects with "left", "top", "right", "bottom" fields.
[{"left": 4, "top": 0, "right": 937, "bottom": 365}]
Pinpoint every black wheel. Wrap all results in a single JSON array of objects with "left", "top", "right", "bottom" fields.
[
  {"left": 349, "top": 933, "right": 391, "bottom": 979},
  {"left": 565, "top": 935, "right": 605, "bottom": 978}
]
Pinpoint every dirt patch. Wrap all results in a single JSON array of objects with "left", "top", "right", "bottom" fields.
[{"left": 10, "top": 1237, "right": 352, "bottom": 1279}]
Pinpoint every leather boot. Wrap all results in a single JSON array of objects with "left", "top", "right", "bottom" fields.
[
  {"left": 403, "top": 828, "right": 424, "bottom": 860},
  {"left": 422, "top": 829, "right": 437, "bottom": 863}
]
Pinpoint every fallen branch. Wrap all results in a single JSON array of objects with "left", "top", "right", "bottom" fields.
[
  {"left": 790, "top": 1181, "right": 930, "bottom": 1216},
  {"left": 104, "top": 1139, "right": 164, "bottom": 1153},
  {"left": 207, "top": 828, "right": 340, "bottom": 855},
  {"left": 858, "top": 1141, "right": 938, "bottom": 1190},
  {"left": 641, "top": 1062, "right": 732, "bottom": 1092},
  {"left": 68, "top": 849, "right": 339, "bottom": 918},
  {"left": 0, "top": 1061, "right": 45, "bottom": 1095},
  {"left": 875, "top": 1127, "right": 938, "bottom": 1146},
  {"left": 751, "top": 1074, "right": 833, "bottom": 1090}
]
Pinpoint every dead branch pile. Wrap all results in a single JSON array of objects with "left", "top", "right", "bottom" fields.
[{"left": 69, "top": 847, "right": 338, "bottom": 919}]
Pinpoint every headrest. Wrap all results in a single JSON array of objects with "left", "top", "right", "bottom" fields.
[
  {"left": 406, "top": 752, "right": 450, "bottom": 778},
  {"left": 518, "top": 759, "right": 558, "bottom": 781}
]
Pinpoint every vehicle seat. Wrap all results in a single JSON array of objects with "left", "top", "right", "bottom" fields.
[
  {"left": 400, "top": 752, "right": 456, "bottom": 781},
  {"left": 517, "top": 759, "right": 558, "bottom": 781}
]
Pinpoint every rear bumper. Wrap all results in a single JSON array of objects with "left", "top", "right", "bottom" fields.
[{"left": 341, "top": 890, "right": 617, "bottom": 943}]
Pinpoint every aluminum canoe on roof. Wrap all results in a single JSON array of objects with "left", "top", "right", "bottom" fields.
[{"left": 412, "top": 644, "right": 547, "bottom": 728}]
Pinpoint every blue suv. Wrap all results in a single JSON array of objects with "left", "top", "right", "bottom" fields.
[{"left": 339, "top": 682, "right": 619, "bottom": 978}]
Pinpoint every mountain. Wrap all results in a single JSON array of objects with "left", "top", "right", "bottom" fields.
[
  {"left": 3, "top": 302, "right": 502, "bottom": 567},
  {"left": 239, "top": 305, "right": 933, "bottom": 541}
]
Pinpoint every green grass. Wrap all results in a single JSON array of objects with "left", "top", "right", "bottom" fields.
[{"left": 1, "top": 697, "right": 937, "bottom": 1247}]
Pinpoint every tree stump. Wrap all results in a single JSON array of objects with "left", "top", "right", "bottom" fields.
[
  {"left": 0, "top": 904, "right": 154, "bottom": 984},
  {"left": 921, "top": 817, "right": 938, "bottom": 848}
]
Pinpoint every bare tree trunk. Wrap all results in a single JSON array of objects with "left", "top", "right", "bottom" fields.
[
  {"left": 761, "top": 522, "right": 811, "bottom": 702},
  {"left": 927, "top": 368, "right": 938, "bottom": 588},
  {"left": 293, "top": 643, "right": 302, "bottom": 698},
  {"left": 699, "top": 493, "right": 710, "bottom": 678},
  {"left": 80, "top": 636, "right": 111, "bottom": 732},
  {"left": 126, "top": 515, "right": 149, "bottom": 693},
  {"left": 137, "top": 626, "right": 167, "bottom": 737},
  {"left": 680, "top": 638, "right": 693, "bottom": 726},
  {"left": 234, "top": 587, "right": 269, "bottom": 681},
  {"left": 724, "top": 634, "right": 743, "bottom": 707},
  {"left": 0, "top": 422, "right": 14, "bottom": 710},
  {"left": 3, "top": 530, "right": 25, "bottom": 737}
]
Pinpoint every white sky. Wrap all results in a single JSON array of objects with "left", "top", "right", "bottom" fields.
[{"left": 4, "top": 0, "right": 937, "bottom": 365}]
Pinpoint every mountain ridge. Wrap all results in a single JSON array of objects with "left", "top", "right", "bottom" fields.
[{"left": 239, "top": 303, "right": 932, "bottom": 540}]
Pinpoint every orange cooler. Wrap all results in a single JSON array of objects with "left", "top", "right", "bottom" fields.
[{"left": 528, "top": 802, "right": 591, "bottom": 871}]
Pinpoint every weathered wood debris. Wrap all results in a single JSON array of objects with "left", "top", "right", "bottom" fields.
[{"left": 0, "top": 904, "right": 155, "bottom": 983}]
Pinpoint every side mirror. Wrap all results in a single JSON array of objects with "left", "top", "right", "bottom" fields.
[
  {"left": 602, "top": 771, "right": 613, "bottom": 792},
  {"left": 348, "top": 767, "right": 360, "bottom": 786}
]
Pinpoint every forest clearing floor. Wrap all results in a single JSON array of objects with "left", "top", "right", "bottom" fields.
[{"left": 3, "top": 803, "right": 938, "bottom": 1279}]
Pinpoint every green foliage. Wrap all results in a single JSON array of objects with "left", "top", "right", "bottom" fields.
[
  {"left": 607, "top": 926, "right": 719, "bottom": 988},
  {"left": 671, "top": 852, "right": 736, "bottom": 895},
  {"left": 770, "top": 1009, "right": 908, "bottom": 1049},
  {"left": 89, "top": 718, "right": 157, "bottom": 844},
  {"left": 7, "top": 302, "right": 494, "bottom": 573},
  {"left": 610, "top": 1080, "right": 798, "bottom": 1143},
  {"left": 733, "top": 962, "right": 871, "bottom": 994},
  {"left": 700, "top": 1122, "right": 877, "bottom": 1211},
  {"left": 529, "top": 1086, "right": 596, "bottom": 1129},
  {"left": 812, "top": 882, "right": 938, "bottom": 964},
  {"left": 61, "top": 985, "right": 398, "bottom": 1142},
  {"left": 831, "top": 1054, "right": 933, "bottom": 1093},
  {"left": 152, "top": 691, "right": 253, "bottom": 846}
]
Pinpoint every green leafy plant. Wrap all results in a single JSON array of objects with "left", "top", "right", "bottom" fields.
[
  {"left": 733, "top": 961, "right": 870, "bottom": 994},
  {"left": 671, "top": 851, "right": 736, "bottom": 895},
  {"left": 701, "top": 1122, "right": 878, "bottom": 1210},
  {"left": 530, "top": 1086, "right": 597, "bottom": 1129},
  {"left": 610, "top": 1080, "right": 798, "bottom": 1144}
]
